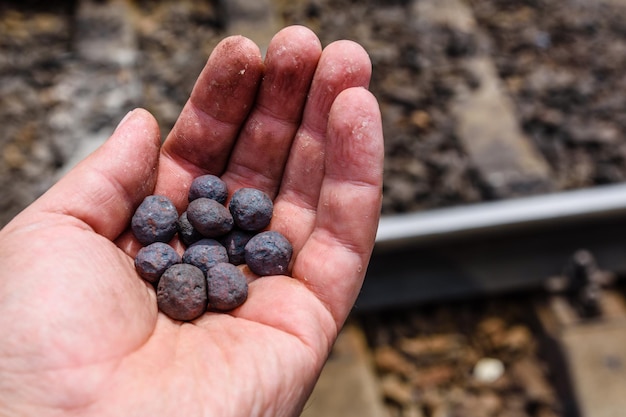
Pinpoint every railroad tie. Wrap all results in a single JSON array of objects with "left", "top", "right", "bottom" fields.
[
  {"left": 536, "top": 253, "right": 626, "bottom": 417},
  {"left": 412, "top": 0, "right": 555, "bottom": 198},
  {"left": 50, "top": 0, "right": 140, "bottom": 178},
  {"left": 301, "top": 323, "right": 387, "bottom": 417}
]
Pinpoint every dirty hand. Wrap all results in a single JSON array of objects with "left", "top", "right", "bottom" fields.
[{"left": 0, "top": 25, "right": 383, "bottom": 416}]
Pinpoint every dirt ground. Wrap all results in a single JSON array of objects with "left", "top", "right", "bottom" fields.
[{"left": 359, "top": 295, "right": 564, "bottom": 417}]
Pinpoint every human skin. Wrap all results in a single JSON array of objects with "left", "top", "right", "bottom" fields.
[{"left": 0, "top": 25, "right": 383, "bottom": 417}]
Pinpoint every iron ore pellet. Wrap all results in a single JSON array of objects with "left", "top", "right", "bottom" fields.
[
  {"left": 131, "top": 181, "right": 295, "bottom": 321},
  {"left": 131, "top": 195, "right": 179, "bottom": 246},
  {"left": 186, "top": 197, "right": 234, "bottom": 238},
  {"left": 182, "top": 238, "right": 229, "bottom": 275},
  {"left": 244, "top": 230, "right": 293, "bottom": 276},
  {"left": 134, "top": 242, "right": 181, "bottom": 285},
  {"left": 220, "top": 229, "right": 255, "bottom": 265},
  {"left": 229, "top": 187, "right": 273, "bottom": 231},
  {"left": 207, "top": 262, "right": 248, "bottom": 311},
  {"left": 177, "top": 211, "right": 204, "bottom": 247},
  {"left": 188, "top": 174, "right": 228, "bottom": 204},
  {"left": 157, "top": 263, "right": 207, "bottom": 321}
]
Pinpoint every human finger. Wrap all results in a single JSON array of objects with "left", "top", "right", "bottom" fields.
[
  {"left": 271, "top": 41, "right": 373, "bottom": 252},
  {"left": 220, "top": 25, "right": 322, "bottom": 196},
  {"left": 219, "top": 88, "right": 382, "bottom": 366},
  {"left": 157, "top": 35, "right": 265, "bottom": 210},
  {"left": 292, "top": 87, "right": 384, "bottom": 326}
]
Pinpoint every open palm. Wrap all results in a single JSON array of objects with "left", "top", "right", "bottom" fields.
[{"left": 0, "top": 26, "right": 383, "bottom": 416}]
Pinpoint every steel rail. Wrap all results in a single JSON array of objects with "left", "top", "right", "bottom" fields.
[
  {"left": 376, "top": 183, "right": 626, "bottom": 248},
  {"left": 357, "top": 183, "right": 626, "bottom": 311}
]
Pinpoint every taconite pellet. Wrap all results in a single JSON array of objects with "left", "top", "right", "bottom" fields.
[
  {"left": 207, "top": 262, "right": 248, "bottom": 311},
  {"left": 131, "top": 195, "right": 179, "bottom": 245},
  {"left": 134, "top": 242, "right": 181, "bottom": 285},
  {"left": 188, "top": 174, "right": 228, "bottom": 204},
  {"left": 220, "top": 229, "right": 255, "bottom": 265},
  {"left": 186, "top": 197, "right": 234, "bottom": 238},
  {"left": 182, "top": 238, "right": 229, "bottom": 275},
  {"left": 157, "top": 263, "right": 207, "bottom": 321},
  {"left": 244, "top": 230, "right": 293, "bottom": 276},
  {"left": 228, "top": 187, "right": 273, "bottom": 231},
  {"left": 177, "top": 211, "right": 204, "bottom": 247},
  {"left": 131, "top": 181, "right": 295, "bottom": 321}
]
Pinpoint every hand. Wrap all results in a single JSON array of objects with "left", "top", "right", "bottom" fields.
[{"left": 0, "top": 26, "right": 383, "bottom": 416}]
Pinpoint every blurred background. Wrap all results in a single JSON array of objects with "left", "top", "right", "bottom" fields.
[{"left": 3, "top": 0, "right": 626, "bottom": 416}]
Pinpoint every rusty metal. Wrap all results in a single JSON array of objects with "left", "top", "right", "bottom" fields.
[{"left": 534, "top": 251, "right": 626, "bottom": 417}]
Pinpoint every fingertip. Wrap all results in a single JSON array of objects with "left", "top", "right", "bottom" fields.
[
  {"left": 219, "top": 33, "right": 264, "bottom": 53},
  {"left": 191, "top": 34, "right": 264, "bottom": 112},
  {"left": 300, "top": 39, "right": 373, "bottom": 135},
  {"left": 268, "top": 25, "right": 322, "bottom": 53},
  {"left": 331, "top": 86, "right": 380, "bottom": 116},
  {"left": 321, "top": 39, "right": 373, "bottom": 81},
  {"left": 327, "top": 87, "right": 384, "bottom": 183},
  {"left": 264, "top": 25, "right": 323, "bottom": 83},
  {"left": 114, "top": 108, "right": 161, "bottom": 144},
  {"left": 107, "top": 108, "right": 162, "bottom": 178},
  {"left": 160, "top": 34, "right": 265, "bottom": 178}
]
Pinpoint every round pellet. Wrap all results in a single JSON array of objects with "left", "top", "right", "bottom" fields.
[
  {"left": 187, "top": 197, "right": 234, "bottom": 238},
  {"left": 131, "top": 195, "right": 179, "bottom": 246},
  {"left": 244, "top": 230, "right": 293, "bottom": 276},
  {"left": 182, "top": 238, "right": 229, "bottom": 275},
  {"left": 229, "top": 188, "right": 273, "bottom": 231},
  {"left": 207, "top": 263, "right": 248, "bottom": 311},
  {"left": 135, "top": 242, "right": 181, "bottom": 284},
  {"left": 157, "top": 263, "right": 207, "bottom": 321},
  {"left": 220, "top": 229, "right": 255, "bottom": 265},
  {"left": 188, "top": 174, "right": 228, "bottom": 204},
  {"left": 177, "top": 211, "right": 203, "bottom": 247}
]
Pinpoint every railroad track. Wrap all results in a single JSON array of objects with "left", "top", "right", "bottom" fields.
[{"left": 3, "top": 1, "right": 626, "bottom": 416}]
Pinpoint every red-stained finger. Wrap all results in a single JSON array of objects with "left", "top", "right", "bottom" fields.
[
  {"left": 271, "top": 40, "right": 373, "bottom": 253},
  {"left": 221, "top": 26, "right": 322, "bottom": 197},
  {"left": 157, "top": 36, "right": 265, "bottom": 211},
  {"left": 292, "top": 87, "right": 384, "bottom": 326}
]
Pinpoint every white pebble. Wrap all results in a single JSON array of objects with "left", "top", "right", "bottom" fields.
[{"left": 473, "top": 358, "right": 505, "bottom": 383}]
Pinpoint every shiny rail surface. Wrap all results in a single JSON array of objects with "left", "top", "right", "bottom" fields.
[
  {"left": 376, "top": 183, "right": 626, "bottom": 247},
  {"left": 358, "top": 184, "right": 626, "bottom": 310}
]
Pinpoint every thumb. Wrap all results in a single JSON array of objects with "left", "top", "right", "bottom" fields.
[{"left": 27, "top": 109, "right": 162, "bottom": 241}]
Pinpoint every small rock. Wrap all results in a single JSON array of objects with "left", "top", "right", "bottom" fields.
[
  {"left": 409, "top": 365, "right": 455, "bottom": 389},
  {"left": 374, "top": 345, "right": 416, "bottom": 377},
  {"left": 510, "top": 358, "right": 556, "bottom": 405},
  {"left": 380, "top": 374, "right": 413, "bottom": 406},
  {"left": 502, "top": 325, "right": 534, "bottom": 353},
  {"left": 472, "top": 357, "right": 505, "bottom": 383},
  {"left": 399, "top": 334, "right": 465, "bottom": 359},
  {"left": 410, "top": 110, "right": 432, "bottom": 129}
]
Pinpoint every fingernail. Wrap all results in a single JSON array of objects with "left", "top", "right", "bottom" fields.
[{"left": 115, "top": 109, "right": 135, "bottom": 131}]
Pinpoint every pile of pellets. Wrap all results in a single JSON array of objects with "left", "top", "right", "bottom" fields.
[{"left": 131, "top": 175, "right": 293, "bottom": 321}]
